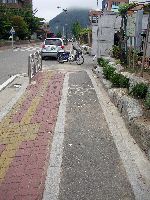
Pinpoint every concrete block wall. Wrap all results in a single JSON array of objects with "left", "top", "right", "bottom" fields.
[{"left": 97, "top": 11, "right": 121, "bottom": 58}]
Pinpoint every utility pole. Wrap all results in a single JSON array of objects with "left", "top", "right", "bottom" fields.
[
  {"left": 63, "top": 8, "right": 68, "bottom": 41},
  {"left": 97, "top": 0, "right": 99, "bottom": 7},
  {"left": 57, "top": 7, "right": 68, "bottom": 40},
  {"left": 63, "top": 26, "right": 65, "bottom": 38},
  {"left": 140, "top": 13, "right": 150, "bottom": 76}
]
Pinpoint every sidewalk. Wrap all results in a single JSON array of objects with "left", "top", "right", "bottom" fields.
[
  {"left": 0, "top": 67, "right": 150, "bottom": 200},
  {"left": 0, "top": 71, "right": 65, "bottom": 199}
]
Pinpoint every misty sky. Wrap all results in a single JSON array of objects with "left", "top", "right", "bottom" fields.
[{"left": 33, "top": 0, "right": 102, "bottom": 22}]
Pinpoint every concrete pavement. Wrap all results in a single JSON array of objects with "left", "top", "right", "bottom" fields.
[
  {"left": 0, "top": 58, "right": 150, "bottom": 200},
  {"left": 55, "top": 71, "right": 135, "bottom": 200}
]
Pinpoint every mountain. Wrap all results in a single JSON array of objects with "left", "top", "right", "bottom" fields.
[{"left": 49, "top": 8, "right": 90, "bottom": 38}]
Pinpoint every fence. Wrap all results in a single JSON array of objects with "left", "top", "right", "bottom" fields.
[{"left": 28, "top": 51, "right": 42, "bottom": 83}]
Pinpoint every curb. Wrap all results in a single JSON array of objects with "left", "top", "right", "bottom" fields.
[{"left": 0, "top": 74, "right": 19, "bottom": 92}]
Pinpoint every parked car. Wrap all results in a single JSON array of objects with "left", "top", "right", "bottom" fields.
[{"left": 41, "top": 38, "right": 64, "bottom": 59}]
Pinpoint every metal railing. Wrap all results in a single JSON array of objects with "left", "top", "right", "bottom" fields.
[{"left": 28, "top": 51, "right": 42, "bottom": 84}]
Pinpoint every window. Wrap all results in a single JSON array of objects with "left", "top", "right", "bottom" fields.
[
  {"left": 92, "top": 16, "right": 98, "bottom": 23},
  {"left": 3, "top": 0, "right": 17, "bottom": 3},
  {"left": 112, "top": 1, "right": 120, "bottom": 6},
  {"left": 45, "top": 39, "right": 62, "bottom": 46}
]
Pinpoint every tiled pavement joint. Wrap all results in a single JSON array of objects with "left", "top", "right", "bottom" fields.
[
  {"left": 43, "top": 73, "right": 69, "bottom": 200},
  {"left": 87, "top": 70, "right": 150, "bottom": 200}
]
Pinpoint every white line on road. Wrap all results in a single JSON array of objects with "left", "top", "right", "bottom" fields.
[
  {"left": 43, "top": 73, "right": 69, "bottom": 200},
  {"left": 87, "top": 70, "right": 150, "bottom": 200}
]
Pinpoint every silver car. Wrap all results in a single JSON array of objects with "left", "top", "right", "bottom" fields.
[{"left": 41, "top": 38, "right": 64, "bottom": 59}]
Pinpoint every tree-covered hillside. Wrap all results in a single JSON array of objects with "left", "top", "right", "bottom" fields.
[{"left": 49, "top": 8, "right": 90, "bottom": 38}]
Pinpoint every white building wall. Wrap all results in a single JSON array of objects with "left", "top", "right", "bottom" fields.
[{"left": 91, "top": 25, "right": 98, "bottom": 56}]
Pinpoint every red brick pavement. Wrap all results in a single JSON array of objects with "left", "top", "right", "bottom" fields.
[{"left": 0, "top": 71, "right": 65, "bottom": 200}]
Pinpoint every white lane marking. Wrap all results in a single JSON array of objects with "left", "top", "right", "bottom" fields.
[
  {"left": 43, "top": 73, "right": 69, "bottom": 200},
  {"left": 87, "top": 70, "right": 150, "bottom": 200},
  {"left": 13, "top": 46, "right": 41, "bottom": 52}
]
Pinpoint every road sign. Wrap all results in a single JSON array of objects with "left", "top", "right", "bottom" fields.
[
  {"left": 10, "top": 27, "right": 15, "bottom": 49},
  {"left": 10, "top": 27, "right": 15, "bottom": 35}
]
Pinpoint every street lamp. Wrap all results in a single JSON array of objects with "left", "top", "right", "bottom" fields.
[
  {"left": 63, "top": 8, "right": 68, "bottom": 42},
  {"left": 63, "top": 8, "right": 67, "bottom": 13}
]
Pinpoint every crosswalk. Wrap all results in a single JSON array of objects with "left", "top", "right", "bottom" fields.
[{"left": 13, "top": 45, "right": 41, "bottom": 52}]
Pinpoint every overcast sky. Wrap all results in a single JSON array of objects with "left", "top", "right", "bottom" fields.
[{"left": 33, "top": 0, "right": 102, "bottom": 22}]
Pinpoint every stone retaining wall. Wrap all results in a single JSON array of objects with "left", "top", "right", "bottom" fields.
[{"left": 93, "top": 61, "right": 150, "bottom": 160}]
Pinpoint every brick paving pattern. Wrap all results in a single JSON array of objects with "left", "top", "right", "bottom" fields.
[{"left": 0, "top": 71, "right": 65, "bottom": 200}]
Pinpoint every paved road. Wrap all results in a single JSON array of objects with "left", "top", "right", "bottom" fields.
[
  {"left": 0, "top": 44, "right": 57, "bottom": 85},
  {"left": 0, "top": 42, "right": 74, "bottom": 85}
]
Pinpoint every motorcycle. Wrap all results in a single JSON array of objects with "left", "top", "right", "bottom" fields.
[{"left": 57, "top": 45, "right": 84, "bottom": 65}]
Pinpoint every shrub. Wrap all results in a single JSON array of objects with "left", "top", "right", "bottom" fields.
[
  {"left": 144, "top": 92, "right": 150, "bottom": 109},
  {"left": 110, "top": 73, "right": 129, "bottom": 88},
  {"left": 130, "top": 83, "right": 148, "bottom": 99},
  {"left": 112, "top": 45, "right": 121, "bottom": 59},
  {"left": 103, "top": 65, "right": 115, "bottom": 80},
  {"left": 119, "top": 74, "right": 129, "bottom": 88},
  {"left": 97, "top": 57, "right": 109, "bottom": 67},
  {"left": 111, "top": 73, "right": 121, "bottom": 87}
]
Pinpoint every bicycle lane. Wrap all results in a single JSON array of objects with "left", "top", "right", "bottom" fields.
[
  {"left": 0, "top": 70, "right": 65, "bottom": 200},
  {"left": 43, "top": 70, "right": 135, "bottom": 200}
]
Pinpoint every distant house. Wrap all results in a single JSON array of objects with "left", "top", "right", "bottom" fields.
[
  {"left": 0, "top": 0, "right": 32, "bottom": 8},
  {"left": 102, "top": 0, "right": 129, "bottom": 12},
  {"left": 129, "top": 0, "right": 150, "bottom": 3}
]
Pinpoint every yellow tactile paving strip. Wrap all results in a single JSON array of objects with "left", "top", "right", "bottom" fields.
[{"left": 0, "top": 70, "right": 65, "bottom": 200}]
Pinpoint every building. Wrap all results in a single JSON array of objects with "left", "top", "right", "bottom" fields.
[
  {"left": 89, "top": 9, "right": 102, "bottom": 55},
  {"left": 129, "top": 0, "right": 150, "bottom": 3},
  {"left": 89, "top": 9, "right": 101, "bottom": 24},
  {"left": 102, "top": 0, "right": 129, "bottom": 12},
  {"left": 97, "top": 11, "right": 122, "bottom": 57},
  {"left": 0, "top": 0, "right": 32, "bottom": 8}
]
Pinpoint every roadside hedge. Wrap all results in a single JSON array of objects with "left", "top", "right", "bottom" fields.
[{"left": 97, "top": 57, "right": 150, "bottom": 108}]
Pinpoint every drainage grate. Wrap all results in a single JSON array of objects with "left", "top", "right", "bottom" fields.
[{"left": 9, "top": 83, "right": 22, "bottom": 88}]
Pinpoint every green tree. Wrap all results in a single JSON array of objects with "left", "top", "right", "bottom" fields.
[
  {"left": 21, "top": 5, "right": 43, "bottom": 35},
  {"left": 11, "top": 16, "right": 29, "bottom": 39},
  {"left": 0, "top": 4, "right": 43, "bottom": 39},
  {"left": 56, "top": 31, "right": 62, "bottom": 38},
  {"left": 0, "top": 5, "right": 12, "bottom": 39},
  {"left": 72, "top": 21, "right": 82, "bottom": 40},
  {"left": 79, "top": 28, "right": 91, "bottom": 44}
]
